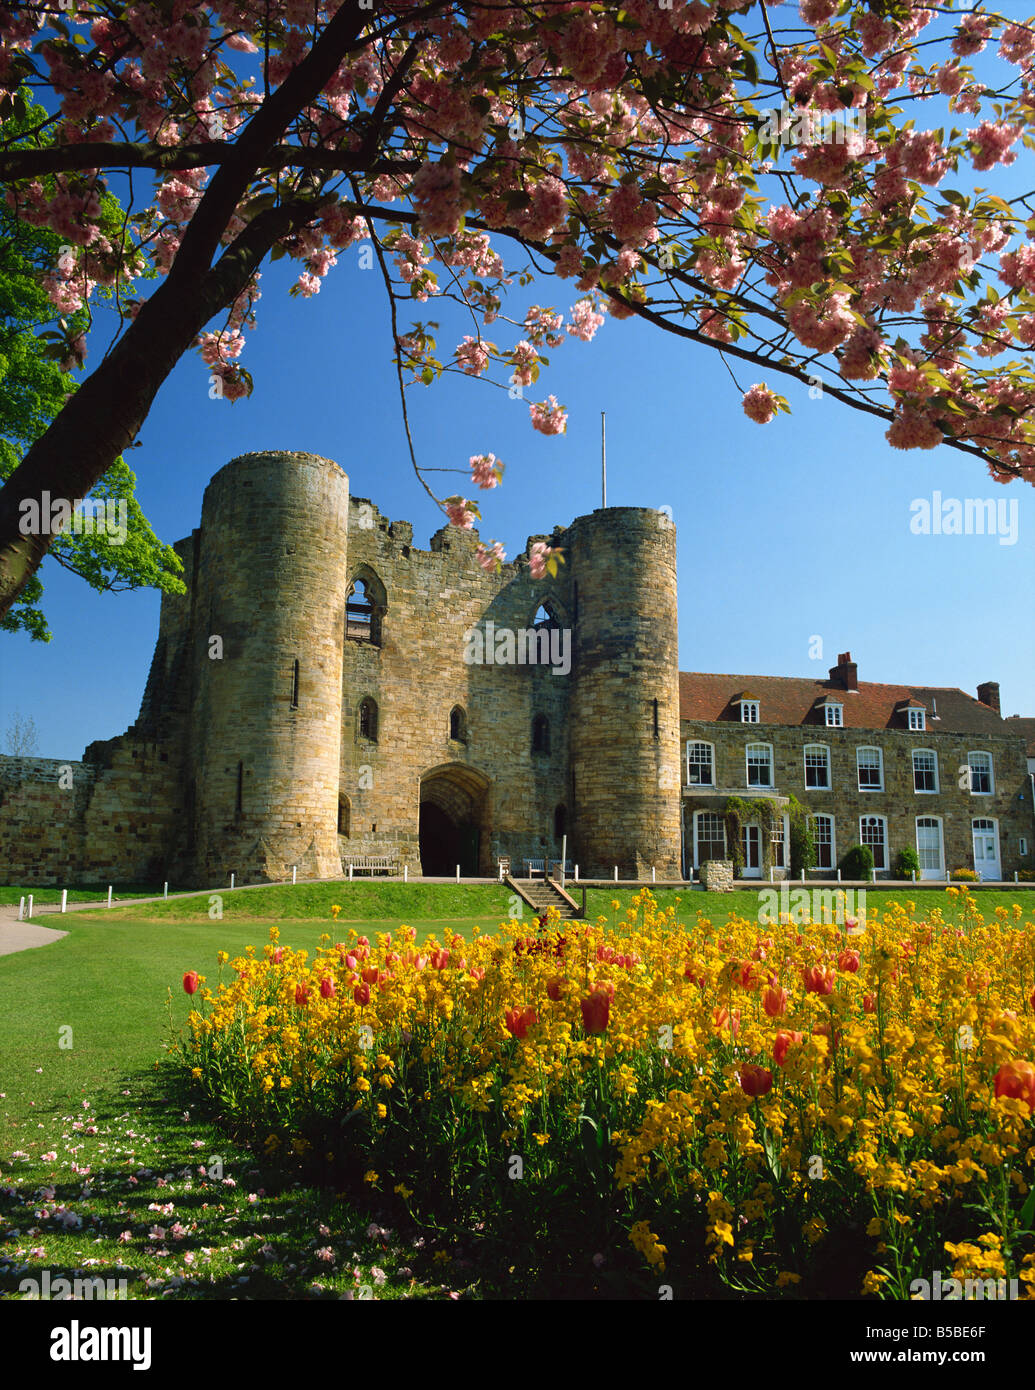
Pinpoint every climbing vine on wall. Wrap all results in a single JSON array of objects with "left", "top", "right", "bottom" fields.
[{"left": 724, "top": 796, "right": 781, "bottom": 876}]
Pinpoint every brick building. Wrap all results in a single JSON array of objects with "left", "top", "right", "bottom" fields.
[{"left": 0, "top": 450, "right": 1031, "bottom": 886}]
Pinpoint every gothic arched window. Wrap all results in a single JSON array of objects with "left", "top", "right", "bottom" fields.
[{"left": 450, "top": 705, "right": 467, "bottom": 742}]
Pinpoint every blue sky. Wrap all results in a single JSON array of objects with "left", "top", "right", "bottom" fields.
[{"left": 3, "top": 235, "right": 1032, "bottom": 761}]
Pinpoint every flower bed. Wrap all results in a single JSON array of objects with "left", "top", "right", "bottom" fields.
[{"left": 174, "top": 890, "right": 1035, "bottom": 1298}]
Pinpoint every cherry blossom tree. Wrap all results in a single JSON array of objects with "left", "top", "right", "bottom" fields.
[{"left": 2, "top": 0, "right": 1035, "bottom": 622}]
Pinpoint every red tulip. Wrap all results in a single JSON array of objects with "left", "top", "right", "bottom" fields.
[
  {"left": 773, "top": 1030, "right": 803, "bottom": 1067},
  {"left": 353, "top": 983, "right": 370, "bottom": 1006},
  {"left": 837, "top": 949, "right": 860, "bottom": 973},
  {"left": 713, "top": 1006, "right": 741, "bottom": 1039},
  {"left": 581, "top": 988, "right": 611, "bottom": 1035},
  {"left": 183, "top": 971, "right": 199, "bottom": 995},
  {"left": 763, "top": 986, "right": 788, "bottom": 1018},
  {"left": 361, "top": 966, "right": 380, "bottom": 985},
  {"left": 546, "top": 978, "right": 565, "bottom": 1002},
  {"left": 505, "top": 1006, "right": 538, "bottom": 1040},
  {"left": 430, "top": 950, "right": 450, "bottom": 970},
  {"left": 994, "top": 1060, "right": 1035, "bottom": 1111},
  {"left": 803, "top": 965, "right": 835, "bottom": 995},
  {"left": 320, "top": 977, "right": 335, "bottom": 999},
  {"left": 740, "top": 1064, "right": 773, "bottom": 1098},
  {"left": 468, "top": 966, "right": 485, "bottom": 981},
  {"left": 863, "top": 993, "right": 877, "bottom": 1014},
  {"left": 295, "top": 983, "right": 311, "bottom": 1006},
  {"left": 344, "top": 953, "right": 358, "bottom": 970},
  {"left": 357, "top": 936, "right": 369, "bottom": 948},
  {"left": 1029, "top": 987, "right": 1035, "bottom": 1011},
  {"left": 272, "top": 948, "right": 283, "bottom": 965}
]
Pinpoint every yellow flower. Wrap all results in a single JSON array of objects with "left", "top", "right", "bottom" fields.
[
  {"left": 775, "top": 1271, "right": 801, "bottom": 1287},
  {"left": 394, "top": 1183, "right": 413, "bottom": 1200},
  {"left": 363, "top": 1170, "right": 379, "bottom": 1184}
]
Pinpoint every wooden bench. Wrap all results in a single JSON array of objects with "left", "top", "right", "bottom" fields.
[
  {"left": 524, "top": 858, "right": 546, "bottom": 877},
  {"left": 548, "top": 860, "right": 573, "bottom": 878},
  {"left": 344, "top": 856, "right": 399, "bottom": 877}
]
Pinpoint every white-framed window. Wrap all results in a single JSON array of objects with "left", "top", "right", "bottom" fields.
[
  {"left": 804, "top": 744, "right": 830, "bottom": 789},
  {"left": 916, "top": 816, "right": 944, "bottom": 876},
  {"left": 770, "top": 817, "right": 786, "bottom": 869},
  {"left": 857, "top": 746, "right": 883, "bottom": 791},
  {"left": 746, "top": 743, "right": 773, "bottom": 788},
  {"left": 739, "top": 700, "right": 760, "bottom": 724},
  {"left": 860, "top": 815, "right": 887, "bottom": 871},
  {"left": 811, "top": 813, "right": 835, "bottom": 870},
  {"left": 967, "top": 751, "right": 994, "bottom": 794},
  {"left": 908, "top": 707, "right": 926, "bottom": 731},
  {"left": 912, "top": 748, "right": 938, "bottom": 793},
  {"left": 685, "top": 741, "right": 715, "bottom": 787},
  {"left": 825, "top": 703, "right": 843, "bottom": 728},
  {"left": 694, "top": 811, "right": 727, "bottom": 866},
  {"left": 1020, "top": 836, "right": 1029, "bottom": 857}
]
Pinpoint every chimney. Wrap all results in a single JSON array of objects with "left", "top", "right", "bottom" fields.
[
  {"left": 829, "top": 650, "right": 858, "bottom": 692},
  {"left": 977, "top": 681, "right": 1000, "bottom": 714}
]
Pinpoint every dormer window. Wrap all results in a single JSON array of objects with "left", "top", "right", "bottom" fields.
[
  {"left": 739, "top": 700, "right": 760, "bottom": 724},
  {"left": 825, "top": 703, "right": 843, "bottom": 728},
  {"left": 908, "top": 708, "right": 926, "bottom": 731}
]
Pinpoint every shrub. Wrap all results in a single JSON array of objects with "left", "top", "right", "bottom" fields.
[
  {"left": 839, "top": 843, "right": 874, "bottom": 881},
  {"left": 950, "top": 867, "right": 979, "bottom": 881},
  {"left": 895, "top": 847, "right": 921, "bottom": 881}
]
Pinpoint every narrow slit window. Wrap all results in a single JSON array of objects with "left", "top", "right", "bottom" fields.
[{"left": 291, "top": 658, "right": 299, "bottom": 709}]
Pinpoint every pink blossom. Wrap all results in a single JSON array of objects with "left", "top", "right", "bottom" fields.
[
  {"left": 742, "top": 385, "right": 779, "bottom": 425},
  {"left": 568, "top": 297, "right": 605, "bottom": 342},
  {"left": 476, "top": 541, "right": 506, "bottom": 572},
  {"left": 528, "top": 541, "right": 561, "bottom": 580},
  {"left": 470, "top": 454, "right": 502, "bottom": 489},
  {"left": 456, "top": 336, "right": 491, "bottom": 376},
  {"left": 445, "top": 498, "right": 476, "bottom": 529},
  {"left": 886, "top": 409, "right": 943, "bottom": 451},
  {"left": 316, "top": 1246, "right": 336, "bottom": 1263},
  {"left": 952, "top": 13, "right": 992, "bottom": 58},
  {"left": 529, "top": 395, "right": 567, "bottom": 435},
  {"left": 970, "top": 121, "right": 1021, "bottom": 172}
]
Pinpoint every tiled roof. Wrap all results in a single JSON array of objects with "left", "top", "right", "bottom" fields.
[
  {"left": 679, "top": 671, "right": 1021, "bottom": 737},
  {"left": 1004, "top": 716, "right": 1035, "bottom": 755}
]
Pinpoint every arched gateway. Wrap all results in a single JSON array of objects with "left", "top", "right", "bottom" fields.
[{"left": 418, "top": 763, "right": 492, "bottom": 876}]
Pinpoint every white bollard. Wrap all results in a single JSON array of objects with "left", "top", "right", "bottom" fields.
[
  {"left": 404, "top": 865, "right": 408, "bottom": 882},
  {"left": 912, "top": 869, "right": 917, "bottom": 883},
  {"left": 613, "top": 865, "right": 618, "bottom": 881},
  {"left": 18, "top": 895, "right": 24, "bottom": 921},
  {"left": 348, "top": 864, "right": 353, "bottom": 881},
  {"left": 456, "top": 864, "right": 460, "bottom": 883},
  {"left": 575, "top": 865, "right": 579, "bottom": 882},
  {"left": 769, "top": 866, "right": 774, "bottom": 883},
  {"left": 106, "top": 885, "right": 112, "bottom": 909},
  {"left": 230, "top": 872, "right": 235, "bottom": 890},
  {"left": 60, "top": 889, "right": 67, "bottom": 914},
  {"left": 292, "top": 866, "right": 297, "bottom": 885},
  {"left": 1014, "top": 870, "right": 1018, "bottom": 883},
  {"left": 651, "top": 866, "right": 656, "bottom": 883},
  {"left": 800, "top": 870, "right": 805, "bottom": 883},
  {"left": 164, "top": 881, "right": 169, "bottom": 898},
  {"left": 27, "top": 894, "right": 34, "bottom": 920},
  {"left": 837, "top": 868, "right": 841, "bottom": 883}
]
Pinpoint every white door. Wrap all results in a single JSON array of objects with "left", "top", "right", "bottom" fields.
[
  {"left": 916, "top": 818, "right": 944, "bottom": 880},
  {"left": 740, "top": 824, "right": 762, "bottom": 878},
  {"left": 972, "top": 820, "right": 1000, "bottom": 880}
]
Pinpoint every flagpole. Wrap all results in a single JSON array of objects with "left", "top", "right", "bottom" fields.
[{"left": 601, "top": 411, "right": 607, "bottom": 508}]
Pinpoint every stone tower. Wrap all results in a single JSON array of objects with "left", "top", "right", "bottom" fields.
[
  {"left": 185, "top": 451, "right": 349, "bottom": 882},
  {"left": 568, "top": 507, "right": 682, "bottom": 877}
]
